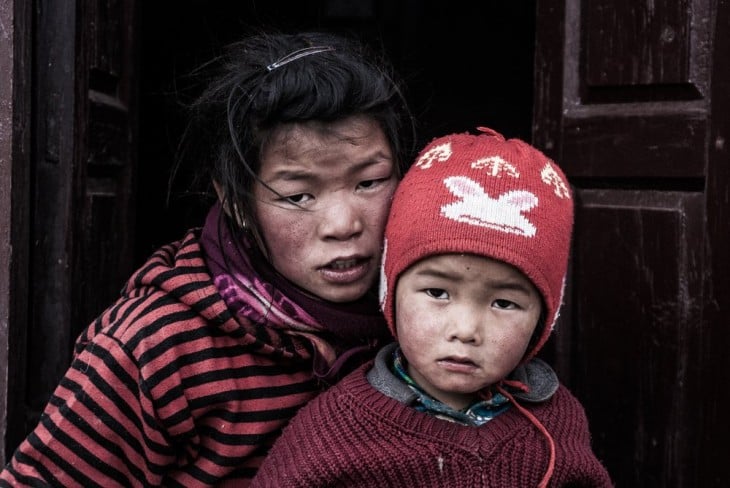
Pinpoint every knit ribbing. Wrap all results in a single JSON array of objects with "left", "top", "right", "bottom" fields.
[{"left": 252, "top": 363, "right": 614, "bottom": 487}]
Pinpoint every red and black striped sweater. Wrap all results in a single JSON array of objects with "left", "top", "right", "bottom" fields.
[{"left": 0, "top": 227, "right": 384, "bottom": 487}]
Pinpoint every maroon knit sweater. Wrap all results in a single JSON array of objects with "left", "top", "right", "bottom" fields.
[{"left": 252, "top": 361, "right": 613, "bottom": 487}]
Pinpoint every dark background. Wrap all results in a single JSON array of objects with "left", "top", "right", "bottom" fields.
[{"left": 136, "top": 1, "right": 536, "bottom": 263}]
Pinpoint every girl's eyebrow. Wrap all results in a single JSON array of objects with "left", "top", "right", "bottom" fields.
[
  {"left": 264, "top": 154, "right": 393, "bottom": 183},
  {"left": 265, "top": 169, "right": 315, "bottom": 182}
]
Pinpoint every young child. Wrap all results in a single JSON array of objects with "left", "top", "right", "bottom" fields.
[
  {"left": 0, "top": 31, "right": 414, "bottom": 487},
  {"left": 252, "top": 127, "right": 614, "bottom": 487}
]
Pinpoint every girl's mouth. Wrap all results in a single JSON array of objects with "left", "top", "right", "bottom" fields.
[
  {"left": 320, "top": 257, "right": 370, "bottom": 284},
  {"left": 327, "top": 258, "right": 360, "bottom": 270}
]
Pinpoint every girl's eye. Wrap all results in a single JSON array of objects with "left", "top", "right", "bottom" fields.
[
  {"left": 357, "top": 178, "right": 387, "bottom": 190},
  {"left": 425, "top": 288, "right": 449, "bottom": 300},
  {"left": 493, "top": 299, "right": 517, "bottom": 310},
  {"left": 283, "top": 193, "right": 313, "bottom": 205}
]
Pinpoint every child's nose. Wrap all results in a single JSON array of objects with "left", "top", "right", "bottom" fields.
[{"left": 448, "top": 312, "right": 483, "bottom": 345}]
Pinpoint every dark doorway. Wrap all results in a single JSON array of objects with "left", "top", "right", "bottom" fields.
[{"left": 135, "top": 1, "right": 537, "bottom": 264}]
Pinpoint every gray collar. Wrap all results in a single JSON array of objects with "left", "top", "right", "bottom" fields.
[{"left": 366, "top": 343, "right": 559, "bottom": 404}]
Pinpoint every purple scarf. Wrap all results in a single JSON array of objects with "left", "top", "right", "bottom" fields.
[{"left": 199, "top": 203, "right": 390, "bottom": 383}]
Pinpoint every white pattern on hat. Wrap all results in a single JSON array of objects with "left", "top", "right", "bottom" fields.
[
  {"left": 471, "top": 155, "right": 520, "bottom": 178},
  {"left": 540, "top": 163, "right": 570, "bottom": 198},
  {"left": 440, "top": 176, "right": 538, "bottom": 237},
  {"left": 415, "top": 142, "right": 452, "bottom": 169}
]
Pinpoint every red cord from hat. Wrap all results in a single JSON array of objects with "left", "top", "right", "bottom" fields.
[{"left": 497, "top": 383, "right": 556, "bottom": 488}]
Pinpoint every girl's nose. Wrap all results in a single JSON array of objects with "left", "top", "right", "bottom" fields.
[{"left": 317, "top": 198, "right": 364, "bottom": 241}]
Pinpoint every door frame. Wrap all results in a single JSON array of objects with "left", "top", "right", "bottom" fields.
[{"left": 0, "top": 0, "right": 33, "bottom": 464}]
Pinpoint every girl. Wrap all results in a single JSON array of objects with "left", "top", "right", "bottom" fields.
[{"left": 0, "top": 31, "right": 415, "bottom": 487}]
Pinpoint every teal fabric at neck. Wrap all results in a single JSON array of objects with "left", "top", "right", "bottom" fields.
[{"left": 392, "top": 347, "right": 510, "bottom": 426}]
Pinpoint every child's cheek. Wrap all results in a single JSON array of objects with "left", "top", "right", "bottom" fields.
[{"left": 395, "top": 300, "right": 438, "bottom": 345}]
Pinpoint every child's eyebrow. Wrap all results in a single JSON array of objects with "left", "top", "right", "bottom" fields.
[
  {"left": 414, "top": 267, "right": 535, "bottom": 294},
  {"left": 490, "top": 281, "right": 535, "bottom": 295},
  {"left": 412, "top": 268, "right": 461, "bottom": 281}
]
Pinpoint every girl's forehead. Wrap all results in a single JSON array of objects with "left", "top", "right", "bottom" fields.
[
  {"left": 266, "top": 116, "right": 382, "bottom": 151},
  {"left": 260, "top": 118, "right": 392, "bottom": 175}
]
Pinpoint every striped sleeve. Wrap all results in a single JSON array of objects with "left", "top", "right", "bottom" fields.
[
  {"left": 0, "top": 231, "right": 320, "bottom": 487},
  {"left": 0, "top": 297, "right": 318, "bottom": 487},
  {"left": 1, "top": 319, "right": 175, "bottom": 487}
]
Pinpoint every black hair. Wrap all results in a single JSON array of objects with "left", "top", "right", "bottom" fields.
[{"left": 177, "top": 30, "right": 416, "bottom": 247}]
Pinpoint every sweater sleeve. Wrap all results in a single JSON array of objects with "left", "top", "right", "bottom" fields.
[
  {"left": 0, "top": 325, "right": 179, "bottom": 488},
  {"left": 544, "top": 386, "right": 615, "bottom": 487}
]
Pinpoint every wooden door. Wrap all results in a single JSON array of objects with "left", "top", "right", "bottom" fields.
[
  {"left": 533, "top": 0, "right": 730, "bottom": 486},
  {"left": 4, "top": 0, "right": 139, "bottom": 457}
]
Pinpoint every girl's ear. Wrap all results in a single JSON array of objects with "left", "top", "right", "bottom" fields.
[
  {"left": 212, "top": 180, "right": 228, "bottom": 213},
  {"left": 212, "top": 180, "right": 246, "bottom": 228},
  {"left": 213, "top": 179, "right": 269, "bottom": 259}
]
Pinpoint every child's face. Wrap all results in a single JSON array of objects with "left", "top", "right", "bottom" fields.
[
  {"left": 253, "top": 115, "right": 398, "bottom": 303},
  {"left": 395, "top": 254, "right": 542, "bottom": 410}
]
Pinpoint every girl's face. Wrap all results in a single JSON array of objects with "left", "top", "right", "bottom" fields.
[
  {"left": 253, "top": 115, "right": 397, "bottom": 303},
  {"left": 395, "top": 254, "right": 542, "bottom": 410}
]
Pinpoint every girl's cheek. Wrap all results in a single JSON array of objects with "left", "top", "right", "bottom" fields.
[{"left": 367, "top": 200, "right": 392, "bottom": 232}]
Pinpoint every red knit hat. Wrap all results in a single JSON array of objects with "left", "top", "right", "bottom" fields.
[{"left": 379, "top": 127, "right": 573, "bottom": 360}]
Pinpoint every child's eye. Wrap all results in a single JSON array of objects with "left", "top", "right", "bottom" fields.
[
  {"left": 493, "top": 299, "right": 517, "bottom": 310},
  {"left": 425, "top": 288, "right": 449, "bottom": 300}
]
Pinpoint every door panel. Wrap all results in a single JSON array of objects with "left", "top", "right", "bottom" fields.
[
  {"left": 562, "top": 114, "right": 706, "bottom": 179},
  {"left": 584, "top": 0, "right": 692, "bottom": 88},
  {"left": 534, "top": 0, "right": 726, "bottom": 485},
  {"left": 573, "top": 189, "right": 703, "bottom": 486},
  {"left": 74, "top": 0, "right": 138, "bottom": 342}
]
